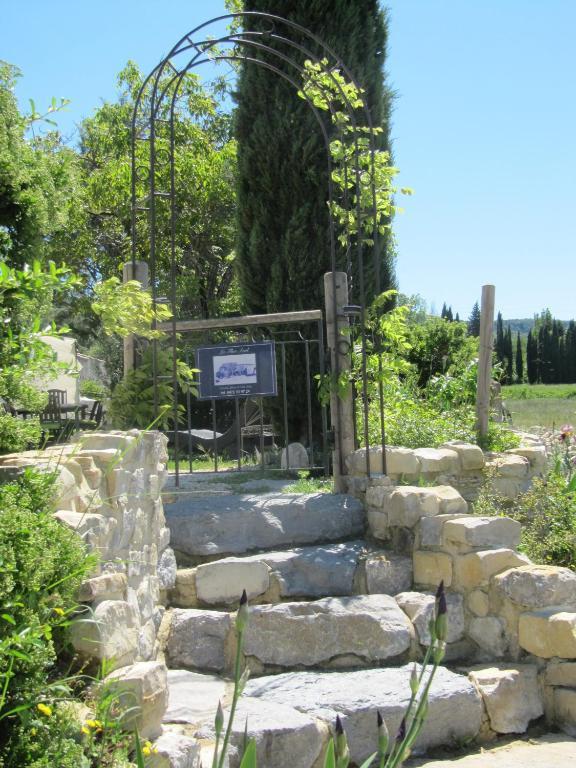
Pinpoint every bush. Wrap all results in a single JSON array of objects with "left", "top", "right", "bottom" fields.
[
  {"left": 79, "top": 378, "right": 109, "bottom": 399},
  {"left": 0, "top": 469, "right": 94, "bottom": 764},
  {"left": 0, "top": 414, "right": 41, "bottom": 455}
]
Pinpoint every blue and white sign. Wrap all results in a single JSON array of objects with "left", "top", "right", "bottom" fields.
[{"left": 196, "top": 342, "right": 277, "bottom": 400}]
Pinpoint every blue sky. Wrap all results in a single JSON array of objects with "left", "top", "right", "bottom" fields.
[{"left": 4, "top": 1, "right": 575, "bottom": 320}]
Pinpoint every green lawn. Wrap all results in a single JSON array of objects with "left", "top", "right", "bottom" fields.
[{"left": 502, "top": 384, "right": 576, "bottom": 429}]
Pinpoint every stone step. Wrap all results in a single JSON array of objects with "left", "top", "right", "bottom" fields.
[
  {"left": 169, "top": 541, "right": 413, "bottom": 608},
  {"left": 164, "top": 665, "right": 484, "bottom": 768},
  {"left": 164, "top": 594, "right": 413, "bottom": 675},
  {"left": 164, "top": 492, "right": 365, "bottom": 562}
]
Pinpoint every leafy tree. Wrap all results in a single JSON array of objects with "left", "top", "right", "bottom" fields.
[
  {"left": 467, "top": 301, "right": 480, "bottom": 336},
  {"left": 49, "top": 62, "right": 238, "bottom": 347},
  {"left": 235, "top": 0, "right": 396, "bottom": 315},
  {"left": 407, "top": 316, "right": 478, "bottom": 388},
  {"left": 0, "top": 62, "right": 78, "bottom": 267}
]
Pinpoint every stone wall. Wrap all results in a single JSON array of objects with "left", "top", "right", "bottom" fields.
[
  {"left": 0, "top": 430, "right": 179, "bottom": 747},
  {"left": 347, "top": 440, "right": 576, "bottom": 736},
  {"left": 346, "top": 438, "right": 547, "bottom": 502}
]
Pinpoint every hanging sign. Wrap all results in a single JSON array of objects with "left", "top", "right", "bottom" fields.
[{"left": 195, "top": 341, "right": 277, "bottom": 400}]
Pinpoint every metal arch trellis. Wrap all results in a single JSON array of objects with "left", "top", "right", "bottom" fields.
[{"left": 129, "top": 11, "right": 388, "bottom": 479}]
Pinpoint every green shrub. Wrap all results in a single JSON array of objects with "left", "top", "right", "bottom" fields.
[
  {"left": 0, "top": 469, "right": 94, "bottom": 764},
  {"left": 79, "top": 379, "right": 109, "bottom": 399},
  {"left": 0, "top": 414, "right": 41, "bottom": 455}
]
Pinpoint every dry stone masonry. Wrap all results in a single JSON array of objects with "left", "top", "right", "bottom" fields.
[{"left": 3, "top": 431, "right": 576, "bottom": 765}]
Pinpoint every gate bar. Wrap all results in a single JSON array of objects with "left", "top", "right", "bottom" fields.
[{"left": 158, "top": 310, "right": 322, "bottom": 333}]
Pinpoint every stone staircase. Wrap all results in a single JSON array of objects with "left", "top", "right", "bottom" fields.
[{"left": 158, "top": 482, "right": 532, "bottom": 767}]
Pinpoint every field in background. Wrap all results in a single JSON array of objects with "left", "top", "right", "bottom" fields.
[{"left": 502, "top": 383, "right": 576, "bottom": 430}]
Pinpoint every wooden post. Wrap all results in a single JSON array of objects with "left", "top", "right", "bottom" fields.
[
  {"left": 324, "top": 272, "right": 355, "bottom": 492},
  {"left": 476, "top": 284, "right": 495, "bottom": 438},
  {"left": 122, "top": 260, "right": 149, "bottom": 374}
]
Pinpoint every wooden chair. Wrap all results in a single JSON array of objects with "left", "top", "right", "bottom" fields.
[
  {"left": 48, "top": 389, "right": 67, "bottom": 406},
  {"left": 78, "top": 400, "right": 104, "bottom": 430}
]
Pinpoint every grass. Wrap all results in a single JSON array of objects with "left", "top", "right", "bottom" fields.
[
  {"left": 281, "top": 474, "right": 333, "bottom": 493},
  {"left": 502, "top": 383, "right": 576, "bottom": 400},
  {"left": 500, "top": 383, "right": 576, "bottom": 430}
]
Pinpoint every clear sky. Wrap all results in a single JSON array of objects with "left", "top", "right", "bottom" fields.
[{"left": 3, "top": 1, "right": 575, "bottom": 320}]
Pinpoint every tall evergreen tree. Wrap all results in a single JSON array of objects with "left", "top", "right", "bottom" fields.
[
  {"left": 235, "top": 0, "right": 395, "bottom": 314},
  {"left": 467, "top": 301, "right": 480, "bottom": 336},
  {"left": 495, "top": 312, "right": 505, "bottom": 368},
  {"left": 515, "top": 332, "right": 523, "bottom": 383},
  {"left": 526, "top": 329, "right": 538, "bottom": 383},
  {"left": 441, "top": 303, "right": 448, "bottom": 320},
  {"left": 446, "top": 306, "right": 454, "bottom": 322},
  {"left": 505, "top": 326, "right": 514, "bottom": 384}
]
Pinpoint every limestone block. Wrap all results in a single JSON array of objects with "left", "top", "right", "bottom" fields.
[
  {"left": 553, "top": 688, "right": 576, "bottom": 737},
  {"left": 158, "top": 548, "right": 177, "bottom": 591},
  {"left": 105, "top": 661, "right": 168, "bottom": 740},
  {"left": 388, "top": 486, "right": 466, "bottom": 529},
  {"left": 227, "top": 697, "right": 326, "bottom": 768},
  {"left": 508, "top": 445, "right": 547, "bottom": 473},
  {"left": 468, "top": 590, "right": 490, "bottom": 618},
  {"left": 396, "top": 591, "right": 465, "bottom": 644},
  {"left": 546, "top": 661, "right": 576, "bottom": 687},
  {"left": 170, "top": 569, "right": 198, "bottom": 608},
  {"left": 453, "top": 549, "right": 528, "bottom": 590},
  {"left": 166, "top": 493, "right": 365, "bottom": 556},
  {"left": 365, "top": 484, "right": 393, "bottom": 509},
  {"left": 490, "top": 476, "right": 523, "bottom": 500},
  {"left": 346, "top": 446, "right": 419, "bottom": 476},
  {"left": 164, "top": 669, "right": 229, "bottom": 727},
  {"left": 442, "top": 516, "right": 521, "bottom": 552},
  {"left": 138, "top": 618, "right": 157, "bottom": 660},
  {"left": 367, "top": 505, "right": 390, "bottom": 540},
  {"left": 165, "top": 609, "right": 232, "bottom": 672},
  {"left": 418, "top": 514, "right": 469, "bottom": 548},
  {"left": 468, "top": 665, "right": 543, "bottom": 733},
  {"left": 468, "top": 616, "right": 507, "bottom": 657},
  {"left": 195, "top": 559, "right": 270, "bottom": 605},
  {"left": 147, "top": 732, "right": 201, "bottom": 768},
  {"left": 441, "top": 441, "right": 486, "bottom": 470},
  {"left": 245, "top": 665, "right": 483, "bottom": 764},
  {"left": 243, "top": 595, "right": 412, "bottom": 668},
  {"left": 159, "top": 526, "right": 171, "bottom": 552},
  {"left": 492, "top": 565, "right": 576, "bottom": 610},
  {"left": 486, "top": 454, "right": 529, "bottom": 478},
  {"left": 78, "top": 573, "right": 127, "bottom": 604},
  {"left": 384, "top": 447, "right": 421, "bottom": 476},
  {"left": 413, "top": 551, "right": 453, "bottom": 588},
  {"left": 259, "top": 542, "right": 364, "bottom": 599},
  {"left": 54, "top": 510, "right": 116, "bottom": 552},
  {"left": 519, "top": 608, "right": 576, "bottom": 658},
  {"left": 413, "top": 447, "right": 460, "bottom": 474},
  {"left": 365, "top": 552, "right": 413, "bottom": 596},
  {"left": 70, "top": 600, "right": 139, "bottom": 670},
  {"left": 54, "top": 465, "right": 80, "bottom": 510},
  {"left": 74, "top": 431, "right": 136, "bottom": 453},
  {"left": 281, "top": 442, "right": 309, "bottom": 469}
]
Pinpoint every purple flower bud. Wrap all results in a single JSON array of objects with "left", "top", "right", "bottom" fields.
[
  {"left": 236, "top": 589, "right": 249, "bottom": 632},
  {"left": 396, "top": 716, "right": 406, "bottom": 743},
  {"left": 335, "top": 715, "right": 344, "bottom": 736}
]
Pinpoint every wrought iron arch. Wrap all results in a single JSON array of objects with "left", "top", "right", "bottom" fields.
[{"left": 130, "top": 12, "right": 387, "bottom": 477}]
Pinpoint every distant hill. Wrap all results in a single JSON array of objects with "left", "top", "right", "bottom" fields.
[{"left": 494, "top": 318, "right": 572, "bottom": 337}]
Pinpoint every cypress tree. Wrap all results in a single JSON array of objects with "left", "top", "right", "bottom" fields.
[
  {"left": 446, "top": 306, "right": 453, "bottom": 322},
  {"left": 235, "top": 0, "right": 395, "bottom": 314},
  {"left": 495, "top": 312, "right": 505, "bottom": 368},
  {"left": 455, "top": 312, "right": 460, "bottom": 322},
  {"left": 505, "top": 326, "right": 514, "bottom": 384},
  {"left": 515, "top": 332, "right": 523, "bottom": 383},
  {"left": 526, "top": 329, "right": 538, "bottom": 383},
  {"left": 441, "top": 303, "right": 448, "bottom": 320},
  {"left": 467, "top": 301, "right": 480, "bottom": 336}
]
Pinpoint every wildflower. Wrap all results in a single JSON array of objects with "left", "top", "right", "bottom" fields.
[
  {"left": 81, "top": 726, "right": 90, "bottom": 735},
  {"left": 37, "top": 703, "right": 52, "bottom": 717},
  {"left": 53, "top": 607, "right": 65, "bottom": 617},
  {"left": 560, "top": 424, "right": 574, "bottom": 442},
  {"left": 377, "top": 711, "right": 389, "bottom": 756},
  {"left": 435, "top": 580, "right": 448, "bottom": 642},
  {"left": 142, "top": 741, "right": 157, "bottom": 756},
  {"left": 215, "top": 700, "right": 224, "bottom": 737}
]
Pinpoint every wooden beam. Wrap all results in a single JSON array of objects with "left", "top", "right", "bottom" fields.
[
  {"left": 476, "top": 284, "right": 495, "bottom": 437},
  {"left": 158, "top": 309, "right": 323, "bottom": 333}
]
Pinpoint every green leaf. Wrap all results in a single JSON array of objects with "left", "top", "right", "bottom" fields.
[
  {"left": 323, "top": 739, "right": 336, "bottom": 768},
  {"left": 358, "top": 753, "right": 377, "bottom": 768},
  {"left": 239, "top": 738, "right": 257, "bottom": 768}
]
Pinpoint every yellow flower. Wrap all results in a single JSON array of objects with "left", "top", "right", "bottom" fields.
[
  {"left": 142, "top": 741, "right": 157, "bottom": 756},
  {"left": 81, "top": 726, "right": 90, "bottom": 735},
  {"left": 53, "top": 607, "right": 65, "bottom": 617},
  {"left": 37, "top": 703, "right": 52, "bottom": 717}
]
